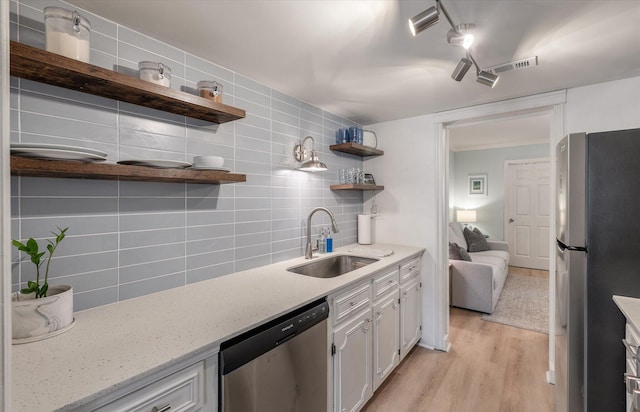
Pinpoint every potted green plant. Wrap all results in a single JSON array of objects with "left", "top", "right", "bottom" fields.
[{"left": 12, "top": 227, "right": 75, "bottom": 343}]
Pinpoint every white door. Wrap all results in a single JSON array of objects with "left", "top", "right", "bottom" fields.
[
  {"left": 333, "top": 309, "right": 373, "bottom": 412},
  {"left": 400, "top": 278, "right": 422, "bottom": 359},
  {"left": 505, "top": 159, "right": 551, "bottom": 270},
  {"left": 373, "top": 290, "right": 400, "bottom": 390}
]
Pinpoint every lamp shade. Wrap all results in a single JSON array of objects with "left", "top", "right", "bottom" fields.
[
  {"left": 299, "top": 150, "right": 328, "bottom": 171},
  {"left": 456, "top": 209, "right": 477, "bottom": 223}
]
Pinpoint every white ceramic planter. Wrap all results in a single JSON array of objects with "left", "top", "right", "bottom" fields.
[{"left": 12, "top": 284, "right": 75, "bottom": 344}]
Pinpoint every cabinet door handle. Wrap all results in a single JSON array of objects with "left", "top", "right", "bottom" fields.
[
  {"left": 388, "top": 279, "right": 395, "bottom": 284},
  {"left": 403, "top": 291, "right": 409, "bottom": 297},
  {"left": 152, "top": 405, "right": 171, "bottom": 412},
  {"left": 624, "top": 339, "right": 639, "bottom": 358},
  {"left": 392, "top": 302, "right": 398, "bottom": 309},
  {"left": 376, "top": 311, "right": 382, "bottom": 318},
  {"left": 626, "top": 373, "right": 640, "bottom": 394},
  {"left": 349, "top": 301, "right": 357, "bottom": 306},
  {"left": 377, "top": 368, "right": 383, "bottom": 375},
  {"left": 634, "top": 388, "right": 640, "bottom": 411}
]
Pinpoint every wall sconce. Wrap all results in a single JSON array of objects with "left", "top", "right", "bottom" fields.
[
  {"left": 456, "top": 209, "right": 477, "bottom": 226},
  {"left": 294, "top": 136, "right": 328, "bottom": 172}
]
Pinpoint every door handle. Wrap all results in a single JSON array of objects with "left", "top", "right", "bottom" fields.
[{"left": 508, "top": 218, "right": 514, "bottom": 223}]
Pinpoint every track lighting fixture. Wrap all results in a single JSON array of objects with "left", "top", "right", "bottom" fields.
[
  {"left": 409, "top": 0, "right": 499, "bottom": 87},
  {"left": 409, "top": 5, "right": 439, "bottom": 36},
  {"left": 451, "top": 57, "right": 472, "bottom": 81},
  {"left": 476, "top": 70, "right": 500, "bottom": 88},
  {"left": 466, "top": 53, "right": 500, "bottom": 88},
  {"left": 447, "top": 24, "right": 474, "bottom": 50}
]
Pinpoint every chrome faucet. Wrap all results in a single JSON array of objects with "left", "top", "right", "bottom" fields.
[{"left": 305, "top": 207, "right": 339, "bottom": 259}]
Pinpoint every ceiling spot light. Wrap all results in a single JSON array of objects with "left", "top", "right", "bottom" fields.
[
  {"left": 294, "top": 136, "right": 327, "bottom": 172},
  {"left": 451, "top": 57, "right": 472, "bottom": 81},
  {"left": 466, "top": 52, "right": 500, "bottom": 88},
  {"left": 476, "top": 70, "right": 500, "bottom": 88},
  {"left": 409, "top": 5, "right": 439, "bottom": 36},
  {"left": 409, "top": 0, "right": 501, "bottom": 88},
  {"left": 447, "top": 24, "right": 475, "bottom": 50}
]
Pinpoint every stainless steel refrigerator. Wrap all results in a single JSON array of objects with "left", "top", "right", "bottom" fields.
[{"left": 556, "top": 129, "right": 640, "bottom": 412}]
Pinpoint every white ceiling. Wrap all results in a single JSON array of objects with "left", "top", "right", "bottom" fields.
[{"left": 67, "top": 0, "right": 640, "bottom": 126}]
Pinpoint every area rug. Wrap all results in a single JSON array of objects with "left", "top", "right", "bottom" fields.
[{"left": 481, "top": 274, "right": 549, "bottom": 334}]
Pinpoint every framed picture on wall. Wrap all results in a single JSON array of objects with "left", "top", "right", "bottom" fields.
[{"left": 468, "top": 174, "right": 487, "bottom": 196}]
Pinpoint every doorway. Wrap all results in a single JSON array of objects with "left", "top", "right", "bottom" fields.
[{"left": 433, "top": 91, "right": 565, "bottom": 379}]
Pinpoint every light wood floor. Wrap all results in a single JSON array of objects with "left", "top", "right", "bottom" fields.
[{"left": 362, "top": 267, "right": 553, "bottom": 412}]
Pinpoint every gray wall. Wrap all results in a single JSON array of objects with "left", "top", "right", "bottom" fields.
[
  {"left": 10, "top": 0, "right": 364, "bottom": 311},
  {"left": 451, "top": 143, "right": 549, "bottom": 240}
]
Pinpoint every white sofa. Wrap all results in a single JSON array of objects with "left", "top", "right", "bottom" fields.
[{"left": 448, "top": 222, "right": 510, "bottom": 314}]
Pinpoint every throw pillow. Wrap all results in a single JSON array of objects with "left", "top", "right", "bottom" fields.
[
  {"left": 448, "top": 242, "right": 471, "bottom": 261},
  {"left": 463, "top": 226, "right": 490, "bottom": 252},
  {"left": 459, "top": 245, "right": 472, "bottom": 261}
]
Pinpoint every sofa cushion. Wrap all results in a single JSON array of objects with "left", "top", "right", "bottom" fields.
[
  {"left": 470, "top": 254, "right": 507, "bottom": 274},
  {"left": 464, "top": 227, "right": 490, "bottom": 252},
  {"left": 473, "top": 249, "right": 510, "bottom": 263},
  {"left": 449, "top": 242, "right": 471, "bottom": 261},
  {"left": 449, "top": 222, "right": 468, "bottom": 250}
]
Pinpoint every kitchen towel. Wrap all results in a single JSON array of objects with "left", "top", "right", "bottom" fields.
[{"left": 358, "top": 214, "right": 372, "bottom": 244}]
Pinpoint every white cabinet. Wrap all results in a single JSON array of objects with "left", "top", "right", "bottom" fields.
[
  {"left": 329, "top": 253, "right": 422, "bottom": 412},
  {"left": 372, "top": 290, "right": 400, "bottom": 390},
  {"left": 399, "top": 258, "right": 422, "bottom": 360},
  {"left": 333, "top": 307, "right": 374, "bottom": 412},
  {"left": 624, "top": 322, "right": 640, "bottom": 412},
  {"left": 80, "top": 350, "right": 218, "bottom": 412},
  {"left": 329, "top": 266, "right": 410, "bottom": 412}
]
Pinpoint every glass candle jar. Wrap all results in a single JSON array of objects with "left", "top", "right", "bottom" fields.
[
  {"left": 44, "top": 7, "right": 91, "bottom": 62},
  {"left": 197, "top": 81, "right": 223, "bottom": 103},
  {"left": 138, "top": 61, "right": 171, "bottom": 87}
]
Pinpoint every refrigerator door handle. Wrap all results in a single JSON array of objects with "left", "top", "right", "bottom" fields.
[{"left": 556, "top": 239, "right": 588, "bottom": 253}]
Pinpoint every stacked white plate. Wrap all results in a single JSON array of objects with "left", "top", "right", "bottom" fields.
[
  {"left": 192, "top": 155, "right": 229, "bottom": 172},
  {"left": 117, "top": 159, "right": 192, "bottom": 169},
  {"left": 11, "top": 143, "right": 107, "bottom": 162}
]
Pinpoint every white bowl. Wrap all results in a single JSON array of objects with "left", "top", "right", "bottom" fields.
[{"left": 193, "top": 155, "right": 224, "bottom": 168}]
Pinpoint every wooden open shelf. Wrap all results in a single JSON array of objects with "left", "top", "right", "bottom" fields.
[
  {"left": 330, "top": 143, "right": 384, "bottom": 157},
  {"left": 10, "top": 41, "right": 245, "bottom": 124},
  {"left": 10, "top": 156, "right": 246, "bottom": 185},
  {"left": 330, "top": 184, "right": 384, "bottom": 191}
]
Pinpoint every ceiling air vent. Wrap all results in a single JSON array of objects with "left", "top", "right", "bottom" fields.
[{"left": 486, "top": 56, "right": 538, "bottom": 75}]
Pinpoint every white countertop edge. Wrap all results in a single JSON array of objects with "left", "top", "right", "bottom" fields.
[
  {"left": 614, "top": 295, "right": 640, "bottom": 332},
  {"left": 13, "top": 243, "right": 425, "bottom": 412}
]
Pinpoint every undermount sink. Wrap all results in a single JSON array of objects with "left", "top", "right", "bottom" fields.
[{"left": 287, "top": 254, "right": 379, "bottom": 278}]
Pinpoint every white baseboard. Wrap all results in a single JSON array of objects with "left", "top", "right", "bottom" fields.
[{"left": 546, "top": 370, "right": 556, "bottom": 385}]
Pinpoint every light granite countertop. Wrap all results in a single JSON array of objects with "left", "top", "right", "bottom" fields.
[
  {"left": 614, "top": 295, "right": 640, "bottom": 331},
  {"left": 12, "top": 243, "right": 424, "bottom": 412}
]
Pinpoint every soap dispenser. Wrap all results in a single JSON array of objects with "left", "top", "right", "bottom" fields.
[{"left": 326, "top": 227, "right": 333, "bottom": 253}]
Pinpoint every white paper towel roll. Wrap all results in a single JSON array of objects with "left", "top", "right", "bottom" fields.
[{"left": 358, "top": 214, "right": 372, "bottom": 244}]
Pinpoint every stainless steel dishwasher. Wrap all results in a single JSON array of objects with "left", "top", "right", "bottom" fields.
[{"left": 219, "top": 298, "right": 329, "bottom": 412}]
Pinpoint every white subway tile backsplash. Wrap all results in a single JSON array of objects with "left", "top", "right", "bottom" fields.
[
  {"left": 10, "top": 0, "right": 365, "bottom": 310},
  {"left": 187, "top": 249, "right": 234, "bottom": 271},
  {"left": 119, "top": 272, "right": 185, "bottom": 301},
  {"left": 74, "top": 287, "right": 118, "bottom": 311},
  {"left": 185, "top": 54, "right": 235, "bottom": 84},
  {"left": 119, "top": 258, "right": 186, "bottom": 284},
  {"left": 186, "top": 262, "right": 234, "bottom": 284}
]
